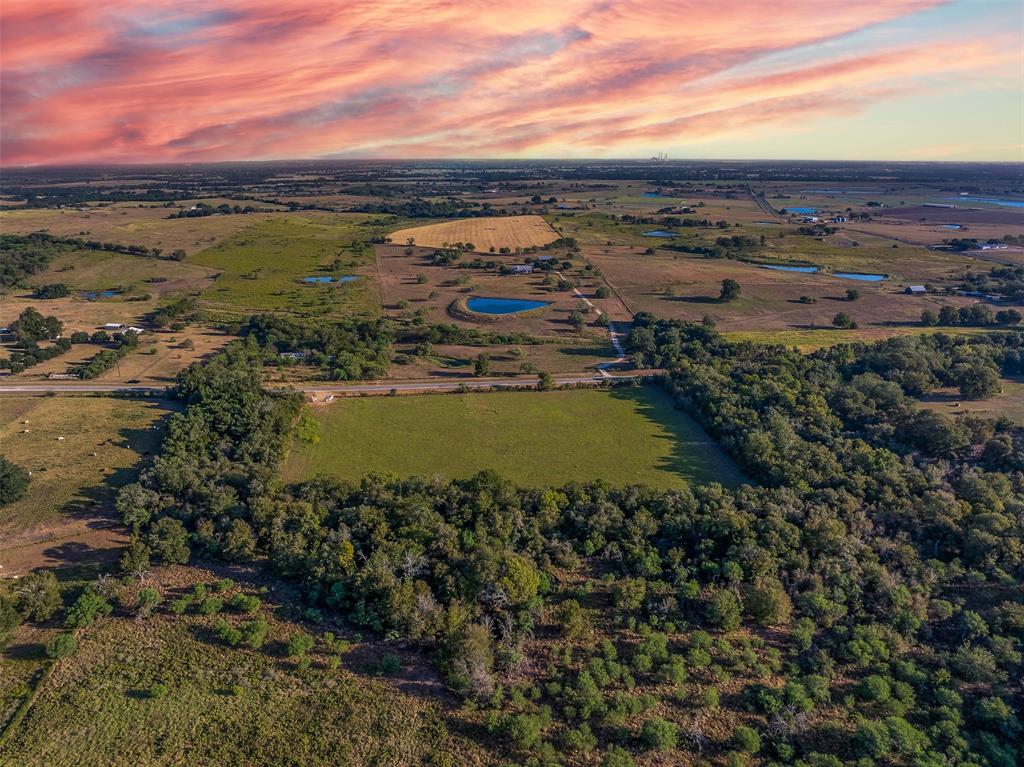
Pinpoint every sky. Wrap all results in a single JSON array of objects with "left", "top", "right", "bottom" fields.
[{"left": 1, "top": 0, "right": 1021, "bottom": 165}]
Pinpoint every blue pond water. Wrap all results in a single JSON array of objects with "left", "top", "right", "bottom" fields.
[
  {"left": 467, "top": 297, "right": 549, "bottom": 315},
  {"left": 942, "top": 224, "right": 963, "bottom": 230},
  {"left": 761, "top": 265, "right": 887, "bottom": 281},
  {"left": 946, "top": 197, "right": 1024, "bottom": 208},
  {"left": 302, "top": 275, "right": 358, "bottom": 284},
  {"left": 82, "top": 290, "right": 120, "bottom": 300},
  {"left": 642, "top": 230, "right": 677, "bottom": 237},
  {"left": 762, "top": 265, "right": 819, "bottom": 274},
  {"left": 834, "top": 272, "right": 886, "bottom": 282},
  {"left": 784, "top": 206, "right": 818, "bottom": 214}
]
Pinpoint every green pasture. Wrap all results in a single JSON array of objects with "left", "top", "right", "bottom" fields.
[{"left": 285, "top": 386, "right": 745, "bottom": 490}]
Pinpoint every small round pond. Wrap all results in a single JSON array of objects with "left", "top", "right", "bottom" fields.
[
  {"left": 467, "top": 297, "right": 549, "bottom": 315},
  {"left": 642, "top": 230, "right": 677, "bottom": 237},
  {"left": 81, "top": 289, "right": 121, "bottom": 300}
]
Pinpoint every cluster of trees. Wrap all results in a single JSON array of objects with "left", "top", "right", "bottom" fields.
[
  {"left": 32, "top": 282, "right": 70, "bottom": 299},
  {"left": 922, "top": 303, "right": 1022, "bottom": 328},
  {"left": 0, "top": 455, "right": 31, "bottom": 508},
  {"left": 355, "top": 199, "right": 493, "bottom": 218},
  {"left": 150, "top": 296, "right": 201, "bottom": 329},
  {"left": 5, "top": 306, "right": 63, "bottom": 344},
  {"left": 944, "top": 238, "right": 1005, "bottom": 252},
  {"left": 0, "top": 307, "right": 70, "bottom": 373},
  {"left": 1, "top": 232, "right": 181, "bottom": 264},
  {"left": 795, "top": 225, "right": 838, "bottom": 237},
  {"left": 243, "top": 314, "right": 392, "bottom": 381},
  {"left": 618, "top": 214, "right": 724, "bottom": 229},
  {"left": 960, "top": 266, "right": 1024, "bottom": 302},
  {"left": 167, "top": 202, "right": 258, "bottom": 218},
  {"left": 115, "top": 318, "right": 1022, "bottom": 765},
  {"left": 0, "top": 234, "right": 62, "bottom": 287},
  {"left": 667, "top": 234, "right": 761, "bottom": 260},
  {"left": 77, "top": 331, "right": 140, "bottom": 380}
]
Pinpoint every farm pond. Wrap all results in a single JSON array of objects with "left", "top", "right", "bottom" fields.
[
  {"left": 302, "top": 275, "right": 358, "bottom": 284},
  {"left": 467, "top": 297, "right": 549, "bottom": 315},
  {"left": 760, "top": 265, "right": 886, "bottom": 281}
]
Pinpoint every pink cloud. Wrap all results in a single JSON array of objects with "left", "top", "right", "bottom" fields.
[{"left": 0, "top": 0, "right": 1014, "bottom": 163}]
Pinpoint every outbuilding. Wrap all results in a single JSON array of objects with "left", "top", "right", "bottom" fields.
[{"left": 905, "top": 285, "right": 927, "bottom": 295}]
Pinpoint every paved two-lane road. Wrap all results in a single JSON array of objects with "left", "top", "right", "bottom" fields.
[{"left": 0, "top": 371, "right": 659, "bottom": 397}]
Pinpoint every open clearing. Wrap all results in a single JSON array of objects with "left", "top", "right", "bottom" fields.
[
  {"left": 0, "top": 204, "right": 271, "bottom": 256},
  {"left": 189, "top": 214, "right": 386, "bottom": 318},
  {"left": 918, "top": 377, "right": 1024, "bottom": 423},
  {"left": 388, "top": 215, "right": 559, "bottom": 251},
  {"left": 0, "top": 396, "right": 170, "bottom": 573},
  {"left": 0, "top": 566, "right": 473, "bottom": 767},
  {"left": 284, "top": 387, "right": 744, "bottom": 490}
]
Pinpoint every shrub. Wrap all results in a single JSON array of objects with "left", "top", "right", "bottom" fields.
[
  {"left": 706, "top": 589, "right": 742, "bottom": 630},
  {"left": 64, "top": 590, "right": 112, "bottom": 628},
  {"left": 287, "top": 631, "right": 315, "bottom": 657},
  {"left": 555, "top": 599, "right": 590, "bottom": 639},
  {"left": 731, "top": 725, "right": 761, "bottom": 753},
  {"left": 197, "top": 597, "right": 224, "bottom": 615},
  {"left": 640, "top": 717, "right": 678, "bottom": 751},
  {"left": 45, "top": 632, "right": 77, "bottom": 659},
  {"left": 213, "top": 618, "right": 242, "bottom": 646},
  {"left": 504, "top": 712, "right": 543, "bottom": 751},
  {"left": 601, "top": 746, "right": 636, "bottom": 767},
  {"left": 239, "top": 618, "right": 269, "bottom": 649},
  {"left": 377, "top": 653, "right": 401, "bottom": 674},
  {"left": 15, "top": 570, "right": 62, "bottom": 622},
  {"left": 858, "top": 675, "right": 892, "bottom": 703},
  {"left": 135, "top": 587, "right": 161, "bottom": 617},
  {"left": 228, "top": 593, "right": 262, "bottom": 614}
]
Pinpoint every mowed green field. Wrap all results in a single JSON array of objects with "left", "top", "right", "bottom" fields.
[
  {"left": 285, "top": 387, "right": 745, "bottom": 490},
  {"left": 189, "top": 214, "right": 391, "bottom": 318}
]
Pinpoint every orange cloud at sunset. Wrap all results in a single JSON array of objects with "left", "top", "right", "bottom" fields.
[{"left": 0, "top": 0, "right": 1020, "bottom": 164}]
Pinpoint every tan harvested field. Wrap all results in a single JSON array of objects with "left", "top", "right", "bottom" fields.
[
  {"left": 388, "top": 215, "right": 559, "bottom": 251},
  {"left": 0, "top": 204, "right": 278, "bottom": 255},
  {"left": 0, "top": 395, "right": 172, "bottom": 574}
]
